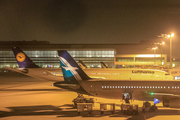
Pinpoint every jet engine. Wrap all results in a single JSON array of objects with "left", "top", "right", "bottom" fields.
[{"left": 163, "top": 98, "right": 180, "bottom": 108}]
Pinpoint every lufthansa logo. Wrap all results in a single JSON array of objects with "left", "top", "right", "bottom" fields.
[{"left": 16, "top": 52, "right": 26, "bottom": 62}]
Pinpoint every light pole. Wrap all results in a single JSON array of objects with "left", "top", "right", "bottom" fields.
[
  {"left": 167, "top": 33, "right": 174, "bottom": 68},
  {"left": 158, "top": 33, "right": 174, "bottom": 68}
]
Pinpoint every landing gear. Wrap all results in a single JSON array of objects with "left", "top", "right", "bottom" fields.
[
  {"left": 72, "top": 93, "right": 94, "bottom": 108},
  {"left": 123, "top": 92, "right": 132, "bottom": 103},
  {"left": 72, "top": 93, "right": 85, "bottom": 108}
]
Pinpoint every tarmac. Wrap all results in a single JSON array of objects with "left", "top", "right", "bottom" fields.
[{"left": 1, "top": 69, "right": 180, "bottom": 120}]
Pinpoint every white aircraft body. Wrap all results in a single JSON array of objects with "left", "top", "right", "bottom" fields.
[
  {"left": 82, "top": 68, "right": 173, "bottom": 80},
  {"left": 78, "top": 60, "right": 173, "bottom": 80}
]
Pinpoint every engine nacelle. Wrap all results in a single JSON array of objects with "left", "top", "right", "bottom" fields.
[{"left": 163, "top": 98, "right": 180, "bottom": 108}]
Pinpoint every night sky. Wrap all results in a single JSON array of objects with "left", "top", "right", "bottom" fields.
[{"left": 0, "top": 0, "right": 180, "bottom": 44}]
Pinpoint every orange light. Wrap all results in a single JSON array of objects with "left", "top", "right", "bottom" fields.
[
  {"left": 171, "top": 33, "right": 174, "bottom": 37},
  {"left": 136, "top": 54, "right": 161, "bottom": 57},
  {"left": 152, "top": 46, "right": 158, "bottom": 50}
]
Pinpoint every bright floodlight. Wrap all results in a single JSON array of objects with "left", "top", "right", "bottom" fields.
[
  {"left": 152, "top": 46, "right": 158, "bottom": 50},
  {"left": 171, "top": 33, "right": 174, "bottom": 37}
]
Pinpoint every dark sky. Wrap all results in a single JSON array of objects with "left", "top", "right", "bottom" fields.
[{"left": 0, "top": 0, "right": 180, "bottom": 44}]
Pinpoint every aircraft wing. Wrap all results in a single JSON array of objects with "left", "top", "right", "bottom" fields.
[{"left": 3, "top": 67, "right": 63, "bottom": 82}]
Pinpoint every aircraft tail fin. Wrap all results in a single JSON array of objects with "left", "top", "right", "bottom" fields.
[
  {"left": 100, "top": 62, "right": 108, "bottom": 68},
  {"left": 12, "top": 47, "right": 40, "bottom": 68},
  {"left": 78, "top": 60, "right": 87, "bottom": 69},
  {"left": 57, "top": 50, "right": 91, "bottom": 82}
]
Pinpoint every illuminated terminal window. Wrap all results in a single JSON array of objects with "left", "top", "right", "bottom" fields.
[
  {"left": 68, "top": 50, "right": 114, "bottom": 58},
  {"left": 135, "top": 57, "right": 164, "bottom": 62},
  {"left": 116, "top": 57, "right": 133, "bottom": 62},
  {"left": 0, "top": 50, "right": 115, "bottom": 68}
]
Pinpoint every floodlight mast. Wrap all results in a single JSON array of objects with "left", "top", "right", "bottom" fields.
[{"left": 158, "top": 33, "right": 174, "bottom": 68}]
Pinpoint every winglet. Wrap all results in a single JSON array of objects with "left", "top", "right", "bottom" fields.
[
  {"left": 100, "top": 62, "right": 108, "bottom": 68},
  {"left": 79, "top": 60, "right": 87, "bottom": 69},
  {"left": 57, "top": 50, "right": 91, "bottom": 82},
  {"left": 12, "top": 47, "right": 39, "bottom": 68}
]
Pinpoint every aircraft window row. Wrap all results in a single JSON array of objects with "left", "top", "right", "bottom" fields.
[
  {"left": 97, "top": 73, "right": 111, "bottom": 75},
  {"left": 102, "top": 86, "right": 180, "bottom": 89}
]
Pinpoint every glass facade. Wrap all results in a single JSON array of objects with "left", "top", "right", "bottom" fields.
[
  {"left": 115, "top": 54, "right": 167, "bottom": 68},
  {"left": 116, "top": 57, "right": 134, "bottom": 62},
  {"left": 116, "top": 57, "right": 164, "bottom": 63},
  {"left": 135, "top": 57, "right": 164, "bottom": 62},
  {"left": 0, "top": 50, "right": 115, "bottom": 68}
]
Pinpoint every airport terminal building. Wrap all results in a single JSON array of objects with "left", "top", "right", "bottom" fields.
[{"left": 0, "top": 40, "right": 179, "bottom": 68}]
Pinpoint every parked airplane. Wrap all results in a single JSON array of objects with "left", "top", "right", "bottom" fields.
[
  {"left": 80, "top": 68, "right": 173, "bottom": 80},
  {"left": 76, "top": 61, "right": 173, "bottom": 81},
  {"left": 70, "top": 59, "right": 173, "bottom": 80},
  {"left": 77, "top": 58, "right": 173, "bottom": 80},
  {"left": 11, "top": 47, "right": 173, "bottom": 81},
  {"left": 54, "top": 50, "right": 180, "bottom": 108},
  {"left": 7, "top": 47, "right": 63, "bottom": 81}
]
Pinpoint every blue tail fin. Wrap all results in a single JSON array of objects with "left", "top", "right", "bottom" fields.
[
  {"left": 12, "top": 47, "right": 40, "bottom": 68},
  {"left": 57, "top": 50, "right": 91, "bottom": 82}
]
